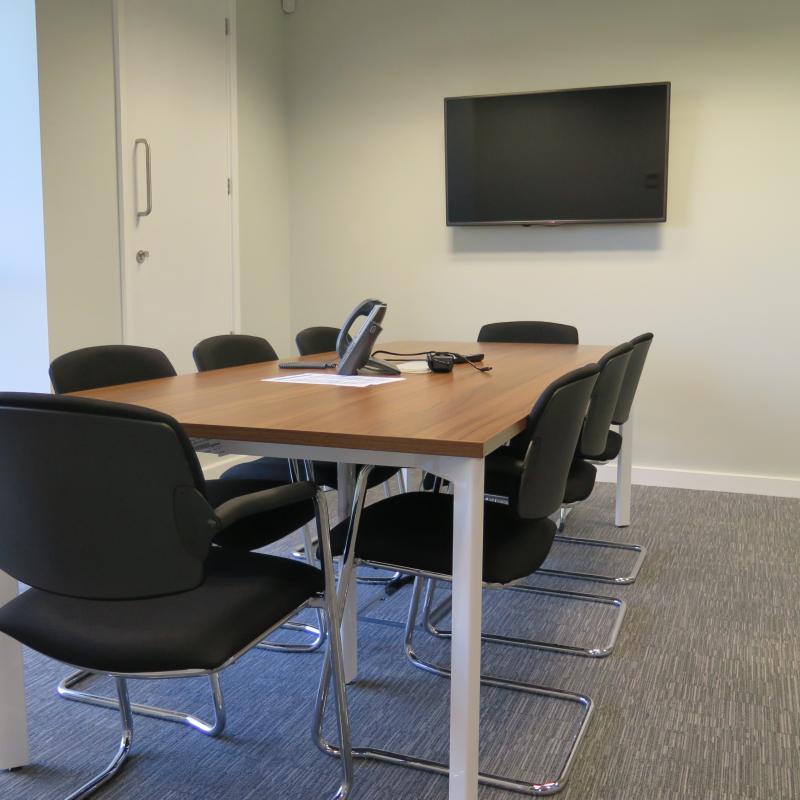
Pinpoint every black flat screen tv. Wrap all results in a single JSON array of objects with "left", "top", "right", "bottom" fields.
[{"left": 445, "top": 82, "right": 670, "bottom": 226}]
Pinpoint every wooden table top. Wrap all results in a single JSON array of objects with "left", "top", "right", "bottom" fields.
[{"left": 72, "top": 341, "right": 611, "bottom": 458}]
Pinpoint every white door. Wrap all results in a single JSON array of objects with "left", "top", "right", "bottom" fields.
[{"left": 115, "top": 0, "right": 236, "bottom": 374}]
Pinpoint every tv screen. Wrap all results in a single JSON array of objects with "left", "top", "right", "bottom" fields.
[{"left": 445, "top": 82, "right": 670, "bottom": 226}]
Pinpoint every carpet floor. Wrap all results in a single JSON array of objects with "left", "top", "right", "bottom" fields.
[{"left": 2, "top": 482, "right": 798, "bottom": 799}]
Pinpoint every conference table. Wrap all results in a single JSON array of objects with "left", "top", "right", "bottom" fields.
[{"left": 0, "top": 340, "right": 624, "bottom": 800}]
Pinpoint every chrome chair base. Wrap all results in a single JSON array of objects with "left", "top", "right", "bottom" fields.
[
  {"left": 313, "top": 577, "right": 593, "bottom": 796},
  {"left": 58, "top": 670, "right": 226, "bottom": 737},
  {"left": 266, "top": 519, "right": 327, "bottom": 652},
  {"left": 354, "top": 569, "right": 403, "bottom": 586},
  {"left": 40, "top": 488, "right": 353, "bottom": 800},
  {"left": 257, "top": 618, "right": 326, "bottom": 653},
  {"left": 541, "top": 505, "right": 647, "bottom": 585},
  {"left": 422, "top": 579, "right": 626, "bottom": 658},
  {"left": 64, "top": 677, "right": 133, "bottom": 800},
  {"left": 539, "top": 534, "right": 647, "bottom": 586}
]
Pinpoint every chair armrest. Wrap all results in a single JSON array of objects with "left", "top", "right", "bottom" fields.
[{"left": 213, "top": 480, "right": 318, "bottom": 531}]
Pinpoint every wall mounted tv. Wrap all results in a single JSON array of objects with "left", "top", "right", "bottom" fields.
[{"left": 445, "top": 82, "right": 670, "bottom": 226}]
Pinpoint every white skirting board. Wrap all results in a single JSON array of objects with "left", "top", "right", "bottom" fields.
[
  {"left": 203, "top": 454, "right": 800, "bottom": 499},
  {"left": 596, "top": 463, "right": 800, "bottom": 499}
]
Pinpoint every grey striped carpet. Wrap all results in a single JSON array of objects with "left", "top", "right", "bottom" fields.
[{"left": 2, "top": 483, "right": 798, "bottom": 799}]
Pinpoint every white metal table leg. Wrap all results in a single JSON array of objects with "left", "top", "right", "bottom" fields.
[
  {"left": 448, "top": 457, "right": 485, "bottom": 800},
  {"left": 337, "top": 463, "right": 359, "bottom": 683},
  {"left": 0, "top": 572, "right": 29, "bottom": 770},
  {"left": 615, "top": 414, "right": 633, "bottom": 527}
]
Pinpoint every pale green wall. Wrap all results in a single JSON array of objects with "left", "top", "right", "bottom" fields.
[
  {"left": 36, "top": 0, "right": 121, "bottom": 360},
  {"left": 285, "top": 0, "right": 800, "bottom": 480},
  {"left": 236, "top": 0, "right": 291, "bottom": 356}
]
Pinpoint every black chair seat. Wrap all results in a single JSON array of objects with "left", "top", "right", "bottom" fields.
[
  {"left": 576, "top": 430, "right": 621, "bottom": 462},
  {"left": 485, "top": 447, "right": 597, "bottom": 506},
  {"left": 328, "top": 492, "right": 556, "bottom": 585},
  {"left": 0, "top": 550, "right": 323, "bottom": 675},
  {"left": 218, "top": 457, "right": 294, "bottom": 483},
  {"left": 205, "top": 477, "right": 316, "bottom": 550},
  {"left": 220, "top": 457, "right": 399, "bottom": 491},
  {"left": 564, "top": 460, "right": 597, "bottom": 504}
]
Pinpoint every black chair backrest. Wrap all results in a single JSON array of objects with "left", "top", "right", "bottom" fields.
[
  {"left": 193, "top": 334, "right": 279, "bottom": 372},
  {"left": 295, "top": 326, "right": 340, "bottom": 356},
  {"left": 49, "top": 345, "right": 176, "bottom": 394},
  {"left": 478, "top": 321, "right": 579, "bottom": 345},
  {"left": 516, "top": 364, "right": 599, "bottom": 519},
  {"left": 579, "top": 342, "right": 633, "bottom": 458},
  {"left": 0, "top": 393, "right": 215, "bottom": 600},
  {"left": 612, "top": 333, "right": 654, "bottom": 425}
]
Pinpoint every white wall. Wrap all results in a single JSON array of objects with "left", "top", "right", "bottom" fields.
[
  {"left": 1, "top": 0, "right": 50, "bottom": 392},
  {"left": 236, "top": 0, "right": 292, "bottom": 355},
  {"left": 285, "top": 0, "right": 800, "bottom": 485},
  {"left": 35, "top": 0, "right": 293, "bottom": 361},
  {"left": 36, "top": 0, "right": 122, "bottom": 360}
]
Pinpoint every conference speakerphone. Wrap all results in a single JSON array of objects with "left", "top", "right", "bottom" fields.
[{"left": 373, "top": 350, "right": 491, "bottom": 374}]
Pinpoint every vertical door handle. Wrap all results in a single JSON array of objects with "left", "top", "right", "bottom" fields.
[{"left": 134, "top": 138, "right": 152, "bottom": 218}]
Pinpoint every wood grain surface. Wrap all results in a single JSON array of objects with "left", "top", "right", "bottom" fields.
[{"left": 71, "top": 341, "right": 610, "bottom": 458}]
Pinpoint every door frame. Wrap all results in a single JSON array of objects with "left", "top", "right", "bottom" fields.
[{"left": 111, "top": 0, "right": 241, "bottom": 346}]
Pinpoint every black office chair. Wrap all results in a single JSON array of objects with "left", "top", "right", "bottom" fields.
[
  {"left": 316, "top": 364, "right": 600, "bottom": 795},
  {"left": 556, "top": 333, "right": 654, "bottom": 535},
  {"left": 576, "top": 332, "right": 654, "bottom": 464},
  {"left": 542, "top": 334, "right": 654, "bottom": 583},
  {"left": 49, "top": 344, "right": 177, "bottom": 391},
  {"left": 0, "top": 392, "right": 352, "bottom": 800},
  {"left": 478, "top": 320, "right": 579, "bottom": 345},
  {"left": 193, "top": 333, "right": 279, "bottom": 370},
  {"left": 476, "top": 325, "right": 650, "bottom": 577},
  {"left": 420, "top": 344, "right": 635, "bottom": 667},
  {"left": 476, "top": 344, "right": 641, "bottom": 635},
  {"left": 296, "top": 326, "right": 340, "bottom": 356},
  {"left": 49, "top": 344, "right": 324, "bottom": 709},
  {"left": 421, "top": 343, "right": 637, "bottom": 661}
]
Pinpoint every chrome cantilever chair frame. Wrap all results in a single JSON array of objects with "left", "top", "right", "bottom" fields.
[
  {"left": 415, "top": 486, "right": 628, "bottom": 658},
  {"left": 64, "top": 677, "right": 132, "bottom": 800},
  {"left": 438, "top": 474, "right": 641, "bottom": 590},
  {"left": 420, "top": 574, "right": 625, "bottom": 659},
  {"left": 52, "top": 490, "right": 354, "bottom": 800},
  {"left": 541, "top": 503, "right": 647, "bottom": 586},
  {"left": 313, "top": 466, "right": 593, "bottom": 796},
  {"left": 476, "top": 502, "right": 646, "bottom": 588},
  {"left": 259, "top": 459, "right": 327, "bottom": 653},
  {"left": 544, "top": 334, "right": 654, "bottom": 585}
]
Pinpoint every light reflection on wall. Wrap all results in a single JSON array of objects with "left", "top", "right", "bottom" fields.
[{"left": 0, "top": 0, "right": 49, "bottom": 392}]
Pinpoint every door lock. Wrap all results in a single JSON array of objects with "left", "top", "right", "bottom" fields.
[{"left": 136, "top": 250, "right": 150, "bottom": 264}]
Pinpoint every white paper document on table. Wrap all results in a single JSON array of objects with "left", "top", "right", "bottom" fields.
[{"left": 263, "top": 373, "right": 405, "bottom": 388}]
